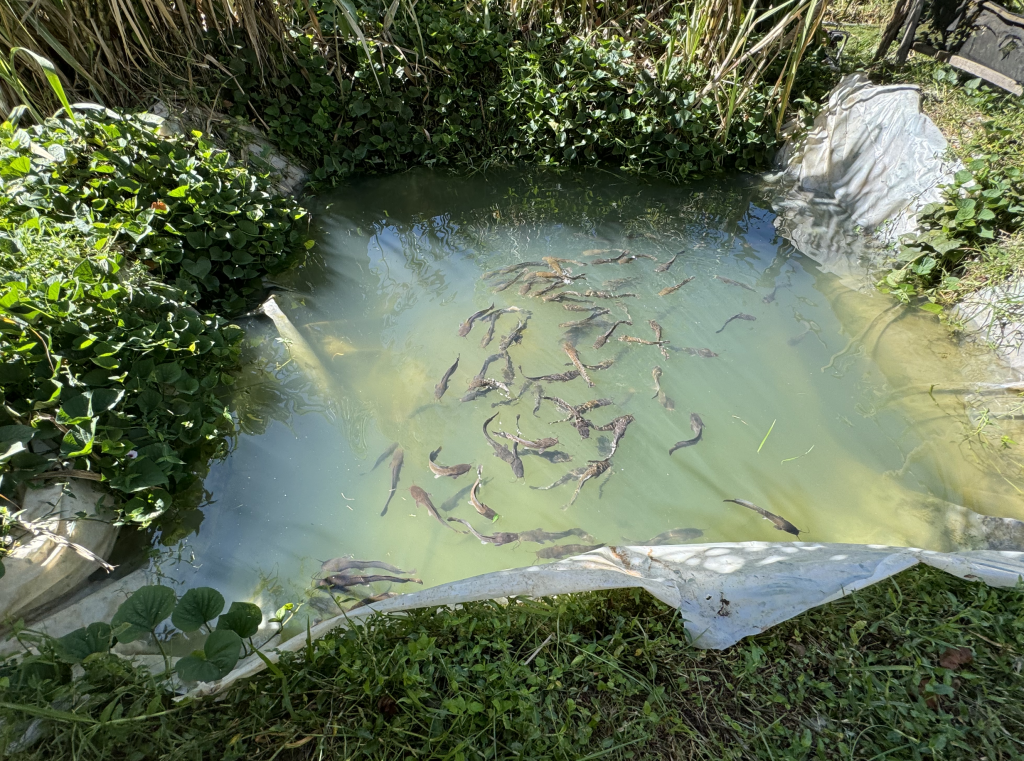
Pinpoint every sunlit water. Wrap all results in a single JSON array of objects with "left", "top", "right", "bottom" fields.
[{"left": 158, "top": 169, "right": 1024, "bottom": 616}]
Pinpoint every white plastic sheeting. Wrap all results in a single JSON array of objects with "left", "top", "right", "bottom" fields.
[{"left": 185, "top": 541, "right": 1024, "bottom": 698}]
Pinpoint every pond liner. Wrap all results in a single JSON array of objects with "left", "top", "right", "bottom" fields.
[{"left": 181, "top": 541, "right": 1024, "bottom": 699}]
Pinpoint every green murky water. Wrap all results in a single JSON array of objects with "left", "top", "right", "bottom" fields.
[{"left": 159, "top": 169, "right": 1024, "bottom": 613}]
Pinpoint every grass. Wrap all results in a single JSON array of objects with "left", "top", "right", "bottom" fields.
[{"left": 2, "top": 564, "right": 1024, "bottom": 759}]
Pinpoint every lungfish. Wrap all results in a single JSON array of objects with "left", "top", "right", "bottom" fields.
[
  {"left": 380, "top": 447, "right": 404, "bottom": 516},
  {"left": 724, "top": 499, "right": 801, "bottom": 537},
  {"left": 428, "top": 447, "right": 471, "bottom": 479},
  {"left": 409, "top": 485, "right": 459, "bottom": 531}
]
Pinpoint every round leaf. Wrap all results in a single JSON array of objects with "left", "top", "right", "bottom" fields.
[
  {"left": 216, "top": 601, "right": 262, "bottom": 638},
  {"left": 111, "top": 585, "right": 176, "bottom": 643},
  {"left": 203, "top": 628, "right": 243, "bottom": 677},
  {"left": 172, "top": 587, "right": 225, "bottom": 632},
  {"left": 175, "top": 653, "right": 223, "bottom": 683},
  {"left": 55, "top": 622, "right": 112, "bottom": 663}
]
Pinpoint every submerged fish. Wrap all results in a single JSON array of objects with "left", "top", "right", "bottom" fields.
[
  {"left": 494, "top": 415, "right": 558, "bottom": 450},
  {"left": 654, "top": 253, "right": 680, "bottom": 273},
  {"left": 669, "top": 414, "right": 704, "bottom": 453},
  {"left": 657, "top": 390, "right": 675, "bottom": 411},
  {"left": 522, "top": 449, "right": 574, "bottom": 464},
  {"left": 541, "top": 290, "right": 588, "bottom": 303},
  {"left": 518, "top": 527, "right": 596, "bottom": 544},
  {"left": 622, "top": 528, "right": 704, "bottom": 545},
  {"left": 531, "top": 465, "right": 589, "bottom": 491},
  {"left": 482, "top": 412, "right": 524, "bottom": 478},
  {"left": 618, "top": 335, "right": 668, "bottom": 346},
  {"left": 409, "top": 485, "right": 459, "bottom": 531},
  {"left": 563, "top": 342, "right": 595, "bottom": 387},
  {"left": 447, "top": 517, "right": 519, "bottom": 545},
  {"left": 565, "top": 458, "right": 612, "bottom": 508},
  {"left": 593, "top": 320, "right": 630, "bottom": 349},
  {"left": 468, "top": 465, "right": 498, "bottom": 521},
  {"left": 592, "top": 414, "right": 633, "bottom": 456},
  {"left": 683, "top": 347, "right": 718, "bottom": 358},
  {"left": 323, "top": 573, "right": 424, "bottom": 590},
  {"left": 585, "top": 290, "right": 638, "bottom": 299},
  {"left": 381, "top": 448, "right": 404, "bottom": 516},
  {"left": 522, "top": 367, "right": 580, "bottom": 383},
  {"left": 434, "top": 355, "right": 460, "bottom": 400},
  {"left": 532, "top": 383, "right": 544, "bottom": 416},
  {"left": 715, "top": 275, "right": 755, "bottom": 291},
  {"left": 491, "top": 379, "right": 533, "bottom": 409},
  {"left": 428, "top": 446, "right": 471, "bottom": 479},
  {"left": 498, "top": 319, "right": 528, "bottom": 353},
  {"left": 559, "top": 308, "right": 610, "bottom": 329},
  {"left": 579, "top": 358, "right": 615, "bottom": 371},
  {"left": 320, "top": 558, "right": 411, "bottom": 575},
  {"left": 365, "top": 442, "right": 399, "bottom": 474},
  {"left": 479, "top": 312, "right": 501, "bottom": 347},
  {"left": 492, "top": 269, "right": 526, "bottom": 293},
  {"left": 651, "top": 366, "right": 663, "bottom": 399},
  {"left": 602, "top": 277, "right": 639, "bottom": 290},
  {"left": 716, "top": 313, "right": 757, "bottom": 334},
  {"left": 481, "top": 262, "right": 543, "bottom": 279},
  {"left": 535, "top": 543, "right": 605, "bottom": 560},
  {"left": 763, "top": 285, "right": 780, "bottom": 303},
  {"left": 501, "top": 351, "right": 515, "bottom": 384},
  {"left": 458, "top": 304, "right": 495, "bottom": 337},
  {"left": 649, "top": 319, "right": 670, "bottom": 359},
  {"left": 543, "top": 395, "right": 598, "bottom": 439},
  {"left": 658, "top": 277, "right": 695, "bottom": 296},
  {"left": 438, "top": 483, "right": 474, "bottom": 513},
  {"left": 724, "top": 498, "right": 801, "bottom": 537}
]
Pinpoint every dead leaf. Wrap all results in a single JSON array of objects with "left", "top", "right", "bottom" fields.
[
  {"left": 788, "top": 640, "right": 807, "bottom": 657},
  {"left": 939, "top": 647, "right": 973, "bottom": 670},
  {"left": 377, "top": 695, "right": 399, "bottom": 720},
  {"left": 917, "top": 678, "right": 940, "bottom": 711}
]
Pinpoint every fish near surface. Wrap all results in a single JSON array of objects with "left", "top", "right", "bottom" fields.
[
  {"left": 491, "top": 270, "right": 525, "bottom": 293},
  {"left": 658, "top": 276, "right": 694, "bottom": 296},
  {"left": 482, "top": 412, "right": 525, "bottom": 478},
  {"left": 654, "top": 253, "right": 680, "bottom": 273},
  {"left": 409, "top": 485, "right": 459, "bottom": 531},
  {"left": 535, "top": 543, "right": 606, "bottom": 560},
  {"left": 563, "top": 342, "right": 595, "bottom": 387},
  {"left": 593, "top": 320, "right": 630, "bottom": 349},
  {"left": 683, "top": 347, "right": 718, "bottom": 358},
  {"left": 481, "top": 262, "right": 543, "bottom": 279},
  {"left": 565, "top": 458, "right": 612, "bottom": 508},
  {"left": 522, "top": 367, "right": 580, "bottom": 383},
  {"left": 715, "top": 275, "right": 755, "bottom": 291},
  {"left": 716, "top": 313, "right": 756, "bottom": 334},
  {"left": 518, "top": 527, "right": 596, "bottom": 544},
  {"left": 320, "top": 558, "right": 410, "bottom": 575},
  {"left": 592, "top": 414, "right": 634, "bottom": 456},
  {"left": 322, "top": 573, "right": 424, "bottom": 590},
  {"left": 623, "top": 528, "right": 704, "bottom": 545},
  {"left": 458, "top": 304, "right": 495, "bottom": 337},
  {"left": 651, "top": 366, "right": 663, "bottom": 399},
  {"left": 724, "top": 499, "right": 802, "bottom": 537},
  {"left": 447, "top": 517, "right": 519, "bottom": 545},
  {"left": 493, "top": 415, "right": 558, "bottom": 450},
  {"left": 381, "top": 448, "right": 404, "bottom": 516},
  {"left": 365, "top": 442, "right": 398, "bottom": 474},
  {"left": 434, "top": 355, "right": 460, "bottom": 400},
  {"left": 669, "top": 413, "right": 704, "bottom": 453},
  {"left": 468, "top": 465, "right": 498, "bottom": 520},
  {"left": 522, "top": 448, "right": 573, "bottom": 464},
  {"left": 428, "top": 446, "right": 472, "bottom": 479}
]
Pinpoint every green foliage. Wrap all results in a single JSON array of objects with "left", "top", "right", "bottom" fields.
[
  {"left": 1, "top": 566, "right": 1023, "bottom": 759},
  {"left": 216, "top": 601, "right": 263, "bottom": 639},
  {"left": 175, "top": 629, "right": 243, "bottom": 683},
  {"left": 171, "top": 587, "right": 226, "bottom": 633},
  {"left": 225, "top": 0, "right": 832, "bottom": 188},
  {"left": 110, "top": 585, "right": 176, "bottom": 644},
  {"left": 53, "top": 623, "right": 113, "bottom": 664}
]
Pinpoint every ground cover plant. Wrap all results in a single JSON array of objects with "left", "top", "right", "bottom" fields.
[
  {"left": 0, "top": 109, "right": 312, "bottom": 552},
  {"left": 1, "top": 564, "right": 1022, "bottom": 759}
]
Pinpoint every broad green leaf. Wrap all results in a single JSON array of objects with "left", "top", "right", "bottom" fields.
[
  {"left": 182, "top": 258, "right": 212, "bottom": 278},
  {"left": 55, "top": 622, "right": 113, "bottom": 663},
  {"left": 154, "top": 362, "right": 182, "bottom": 384},
  {"left": 919, "top": 302, "right": 943, "bottom": 314},
  {"left": 172, "top": 587, "right": 225, "bottom": 632},
  {"left": 111, "top": 585, "right": 176, "bottom": 643},
  {"left": 175, "top": 653, "right": 222, "bottom": 683},
  {"left": 217, "top": 601, "right": 262, "bottom": 638},
  {"left": 203, "top": 628, "right": 243, "bottom": 676},
  {"left": 168, "top": 185, "right": 189, "bottom": 198}
]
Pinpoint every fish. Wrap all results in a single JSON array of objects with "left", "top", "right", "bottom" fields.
[
  {"left": 563, "top": 342, "right": 594, "bottom": 387},
  {"left": 575, "top": 398, "right": 614, "bottom": 414},
  {"left": 592, "top": 414, "right": 633, "bottom": 456},
  {"left": 602, "top": 277, "right": 638, "bottom": 289},
  {"left": 565, "top": 458, "right": 612, "bottom": 507},
  {"left": 458, "top": 304, "right": 495, "bottom": 337},
  {"left": 492, "top": 269, "right": 526, "bottom": 292},
  {"left": 409, "top": 485, "right": 459, "bottom": 532},
  {"left": 559, "top": 308, "right": 610, "bottom": 328},
  {"left": 428, "top": 446, "right": 472, "bottom": 479},
  {"left": 481, "top": 262, "right": 543, "bottom": 279},
  {"left": 532, "top": 384, "right": 544, "bottom": 416},
  {"left": 581, "top": 248, "right": 626, "bottom": 256},
  {"left": 585, "top": 290, "right": 638, "bottom": 299},
  {"left": 622, "top": 528, "right": 704, "bottom": 545},
  {"left": 543, "top": 395, "right": 597, "bottom": 439},
  {"left": 535, "top": 543, "right": 605, "bottom": 560},
  {"left": 479, "top": 312, "right": 500, "bottom": 347},
  {"left": 649, "top": 319, "right": 670, "bottom": 359},
  {"left": 482, "top": 412, "right": 524, "bottom": 478},
  {"left": 468, "top": 465, "right": 498, "bottom": 521},
  {"left": 518, "top": 280, "right": 535, "bottom": 296},
  {"left": 493, "top": 414, "right": 559, "bottom": 450},
  {"left": 475, "top": 353, "right": 503, "bottom": 379},
  {"left": 715, "top": 275, "right": 755, "bottom": 291},
  {"left": 447, "top": 517, "right": 519, "bottom": 545},
  {"left": 381, "top": 447, "right": 404, "bottom": 516},
  {"left": 322, "top": 573, "right": 424, "bottom": 590},
  {"left": 543, "top": 256, "right": 585, "bottom": 273},
  {"left": 434, "top": 355, "right": 460, "bottom": 400},
  {"left": 651, "top": 366, "right": 663, "bottom": 399},
  {"left": 461, "top": 378, "right": 511, "bottom": 403},
  {"left": 658, "top": 277, "right": 695, "bottom": 296},
  {"left": 501, "top": 351, "right": 515, "bottom": 383},
  {"left": 724, "top": 498, "right": 802, "bottom": 537},
  {"left": 531, "top": 465, "right": 589, "bottom": 491},
  {"left": 654, "top": 253, "right": 680, "bottom": 273},
  {"left": 348, "top": 591, "right": 400, "bottom": 610},
  {"left": 592, "top": 253, "right": 656, "bottom": 265},
  {"left": 518, "top": 527, "right": 596, "bottom": 544},
  {"left": 762, "top": 285, "right": 780, "bottom": 303},
  {"left": 563, "top": 303, "right": 601, "bottom": 312},
  {"left": 657, "top": 390, "right": 675, "bottom": 411},
  {"left": 491, "top": 379, "right": 533, "bottom": 409},
  {"left": 319, "top": 558, "right": 411, "bottom": 575},
  {"left": 579, "top": 359, "right": 615, "bottom": 370},
  {"left": 683, "top": 347, "right": 719, "bottom": 358},
  {"left": 593, "top": 320, "right": 630, "bottom": 349},
  {"left": 365, "top": 442, "right": 399, "bottom": 474},
  {"left": 669, "top": 413, "right": 704, "bottom": 453},
  {"left": 522, "top": 449, "right": 574, "bottom": 464},
  {"left": 438, "top": 483, "right": 474, "bottom": 513},
  {"left": 498, "top": 319, "right": 528, "bottom": 353},
  {"left": 618, "top": 335, "right": 668, "bottom": 346},
  {"left": 716, "top": 313, "right": 757, "bottom": 334},
  {"left": 522, "top": 367, "right": 580, "bottom": 383}
]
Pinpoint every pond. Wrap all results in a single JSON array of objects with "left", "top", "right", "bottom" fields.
[{"left": 157, "top": 169, "right": 1024, "bottom": 616}]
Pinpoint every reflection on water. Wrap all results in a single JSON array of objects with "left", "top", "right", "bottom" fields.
[{"left": 159, "top": 169, "right": 1024, "bottom": 616}]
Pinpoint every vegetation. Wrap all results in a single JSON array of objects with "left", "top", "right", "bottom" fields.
[
  {"left": 0, "top": 108, "right": 312, "bottom": 555},
  {"left": 1, "top": 565, "right": 1023, "bottom": 759}
]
